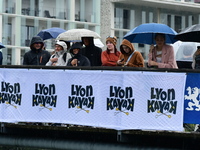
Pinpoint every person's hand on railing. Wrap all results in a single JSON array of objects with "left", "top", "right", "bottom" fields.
[{"left": 71, "top": 59, "right": 78, "bottom": 66}]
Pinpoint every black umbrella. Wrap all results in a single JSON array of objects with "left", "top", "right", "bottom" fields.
[{"left": 175, "top": 24, "right": 200, "bottom": 42}]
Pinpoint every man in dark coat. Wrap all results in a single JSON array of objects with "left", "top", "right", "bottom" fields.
[
  {"left": 23, "top": 36, "right": 51, "bottom": 65},
  {"left": 67, "top": 42, "right": 90, "bottom": 66},
  {"left": 81, "top": 37, "right": 102, "bottom": 66}
]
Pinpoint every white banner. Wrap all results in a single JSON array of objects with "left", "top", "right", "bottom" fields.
[{"left": 0, "top": 68, "right": 186, "bottom": 131}]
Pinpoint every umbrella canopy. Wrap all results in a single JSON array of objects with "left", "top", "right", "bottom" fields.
[
  {"left": 56, "top": 28, "right": 101, "bottom": 42},
  {"left": 123, "top": 23, "right": 177, "bottom": 45},
  {"left": 94, "top": 39, "right": 104, "bottom": 48},
  {"left": 0, "top": 42, "right": 5, "bottom": 49},
  {"left": 37, "top": 27, "right": 66, "bottom": 40},
  {"left": 174, "top": 24, "right": 200, "bottom": 42},
  {"left": 175, "top": 42, "right": 197, "bottom": 61}
]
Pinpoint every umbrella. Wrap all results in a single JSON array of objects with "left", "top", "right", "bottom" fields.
[
  {"left": 0, "top": 42, "right": 5, "bottom": 49},
  {"left": 123, "top": 23, "right": 177, "bottom": 45},
  {"left": 172, "top": 41, "right": 199, "bottom": 69},
  {"left": 56, "top": 28, "right": 101, "bottom": 42},
  {"left": 94, "top": 39, "right": 104, "bottom": 48},
  {"left": 174, "top": 24, "right": 200, "bottom": 42},
  {"left": 37, "top": 27, "right": 66, "bottom": 40},
  {"left": 174, "top": 42, "right": 197, "bottom": 61}
]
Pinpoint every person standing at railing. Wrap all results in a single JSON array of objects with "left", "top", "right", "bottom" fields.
[
  {"left": 67, "top": 42, "right": 91, "bottom": 67},
  {"left": 148, "top": 33, "right": 178, "bottom": 68},
  {"left": 81, "top": 37, "right": 102, "bottom": 66},
  {"left": 101, "top": 36, "right": 121, "bottom": 66},
  {"left": 46, "top": 41, "right": 72, "bottom": 66},
  {"left": 117, "top": 39, "right": 144, "bottom": 67},
  {"left": 23, "top": 36, "right": 51, "bottom": 65}
]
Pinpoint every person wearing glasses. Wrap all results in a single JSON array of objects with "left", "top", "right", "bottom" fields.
[
  {"left": 23, "top": 36, "right": 51, "bottom": 65},
  {"left": 81, "top": 37, "right": 102, "bottom": 66},
  {"left": 101, "top": 36, "right": 121, "bottom": 66},
  {"left": 117, "top": 39, "right": 144, "bottom": 67}
]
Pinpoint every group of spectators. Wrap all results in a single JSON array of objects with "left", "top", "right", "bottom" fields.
[
  {"left": 22, "top": 36, "right": 102, "bottom": 67},
  {"left": 22, "top": 33, "right": 182, "bottom": 69}
]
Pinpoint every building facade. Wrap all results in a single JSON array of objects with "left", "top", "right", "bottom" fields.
[
  {"left": 101, "top": 0, "right": 200, "bottom": 60},
  {"left": 0, "top": 0, "right": 200, "bottom": 65}
]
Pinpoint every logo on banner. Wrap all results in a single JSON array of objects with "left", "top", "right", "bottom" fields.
[
  {"left": 68, "top": 84, "right": 94, "bottom": 113},
  {"left": 32, "top": 83, "right": 57, "bottom": 111},
  {"left": 107, "top": 86, "right": 134, "bottom": 116},
  {"left": 185, "top": 86, "right": 200, "bottom": 111},
  {"left": 148, "top": 87, "right": 177, "bottom": 118},
  {"left": 0, "top": 82, "right": 22, "bottom": 109}
]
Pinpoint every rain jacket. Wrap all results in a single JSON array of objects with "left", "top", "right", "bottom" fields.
[
  {"left": 23, "top": 36, "right": 51, "bottom": 65},
  {"left": 119, "top": 39, "right": 144, "bottom": 67},
  {"left": 81, "top": 37, "right": 102, "bottom": 66},
  {"left": 46, "top": 51, "right": 71, "bottom": 66},
  {"left": 67, "top": 42, "right": 91, "bottom": 66},
  {"left": 148, "top": 44, "right": 178, "bottom": 68}
]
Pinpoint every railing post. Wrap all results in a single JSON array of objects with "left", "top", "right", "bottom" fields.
[{"left": 0, "top": 123, "right": 5, "bottom": 133}]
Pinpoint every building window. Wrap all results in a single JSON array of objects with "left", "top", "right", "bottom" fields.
[
  {"left": 123, "top": 9, "right": 130, "bottom": 29},
  {"left": 167, "top": 15, "right": 182, "bottom": 33},
  {"left": 115, "top": 8, "right": 130, "bottom": 29},
  {"left": 2, "top": 23, "right": 12, "bottom": 45},
  {"left": 22, "top": 25, "right": 34, "bottom": 47},
  {"left": 175, "top": 16, "right": 182, "bottom": 33}
]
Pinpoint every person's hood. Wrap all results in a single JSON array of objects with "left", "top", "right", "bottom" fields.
[
  {"left": 120, "top": 39, "right": 135, "bottom": 55},
  {"left": 55, "top": 41, "right": 67, "bottom": 50},
  {"left": 81, "top": 37, "right": 94, "bottom": 46},
  {"left": 30, "top": 36, "right": 44, "bottom": 50},
  {"left": 70, "top": 42, "right": 82, "bottom": 55}
]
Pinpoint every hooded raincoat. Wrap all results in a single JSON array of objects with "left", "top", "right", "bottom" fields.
[
  {"left": 46, "top": 41, "right": 72, "bottom": 66},
  {"left": 67, "top": 42, "right": 91, "bottom": 66},
  {"left": 119, "top": 39, "right": 144, "bottom": 67},
  {"left": 81, "top": 37, "right": 102, "bottom": 66},
  {"left": 23, "top": 36, "right": 51, "bottom": 65}
]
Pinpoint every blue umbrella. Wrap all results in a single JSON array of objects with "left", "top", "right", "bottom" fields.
[
  {"left": 123, "top": 23, "right": 177, "bottom": 45},
  {"left": 37, "top": 27, "right": 66, "bottom": 40},
  {"left": 0, "top": 42, "right": 5, "bottom": 49}
]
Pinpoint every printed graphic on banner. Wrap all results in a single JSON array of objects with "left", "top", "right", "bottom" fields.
[
  {"left": 68, "top": 84, "right": 94, "bottom": 113},
  {"left": 184, "top": 73, "right": 200, "bottom": 124},
  {"left": 107, "top": 86, "right": 135, "bottom": 116},
  {"left": 0, "top": 82, "right": 22, "bottom": 109},
  {"left": 148, "top": 87, "right": 177, "bottom": 118},
  {"left": 32, "top": 83, "right": 57, "bottom": 111},
  {"left": 185, "top": 87, "right": 200, "bottom": 111}
]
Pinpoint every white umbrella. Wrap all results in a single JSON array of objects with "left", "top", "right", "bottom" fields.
[
  {"left": 56, "top": 28, "right": 101, "bottom": 42},
  {"left": 94, "top": 39, "right": 104, "bottom": 48}
]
